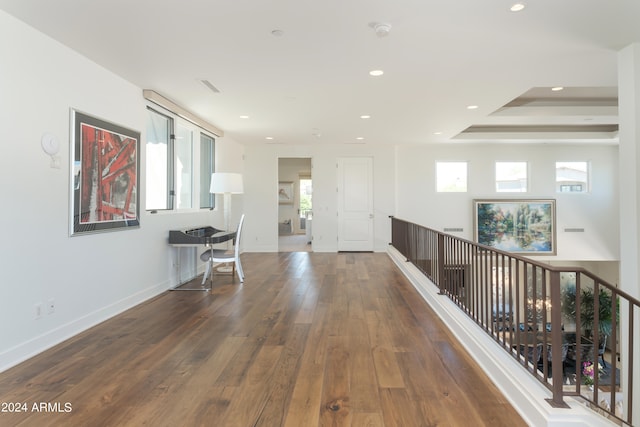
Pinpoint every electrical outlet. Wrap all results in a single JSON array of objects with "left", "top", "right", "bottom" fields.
[
  {"left": 35, "top": 303, "right": 43, "bottom": 319},
  {"left": 47, "top": 299, "right": 55, "bottom": 315}
]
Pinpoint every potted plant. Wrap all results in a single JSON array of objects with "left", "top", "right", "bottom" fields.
[
  {"left": 562, "top": 284, "right": 618, "bottom": 339},
  {"left": 581, "top": 360, "right": 605, "bottom": 390}
]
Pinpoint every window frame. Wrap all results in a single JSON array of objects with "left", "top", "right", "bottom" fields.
[
  {"left": 145, "top": 107, "right": 174, "bottom": 211},
  {"left": 495, "top": 161, "right": 528, "bottom": 193},
  {"left": 436, "top": 161, "right": 468, "bottom": 193},
  {"left": 145, "top": 105, "right": 215, "bottom": 212},
  {"left": 555, "top": 161, "right": 589, "bottom": 194},
  {"left": 200, "top": 133, "right": 216, "bottom": 209}
]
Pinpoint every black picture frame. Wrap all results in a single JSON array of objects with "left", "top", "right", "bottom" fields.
[{"left": 70, "top": 109, "right": 140, "bottom": 236}]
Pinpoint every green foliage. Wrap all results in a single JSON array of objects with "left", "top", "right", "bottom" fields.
[
  {"left": 299, "top": 194, "right": 312, "bottom": 211},
  {"left": 562, "top": 284, "right": 619, "bottom": 337},
  {"left": 477, "top": 204, "right": 498, "bottom": 244}
]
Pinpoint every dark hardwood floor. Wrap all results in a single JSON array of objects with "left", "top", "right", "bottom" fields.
[{"left": 0, "top": 252, "right": 525, "bottom": 426}]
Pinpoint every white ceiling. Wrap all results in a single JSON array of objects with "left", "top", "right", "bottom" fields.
[{"left": 2, "top": 0, "right": 639, "bottom": 146}]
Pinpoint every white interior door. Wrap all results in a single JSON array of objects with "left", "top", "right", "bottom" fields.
[{"left": 337, "top": 157, "right": 374, "bottom": 251}]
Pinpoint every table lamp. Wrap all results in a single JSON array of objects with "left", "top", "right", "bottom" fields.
[{"left": 210, "top": 172, "right": 243, "bottom": 271}]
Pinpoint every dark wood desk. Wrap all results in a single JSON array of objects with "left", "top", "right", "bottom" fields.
[
  {"left": 169, "top": 226, "right": 235, "bottom": 246},
  {"left": 168, "top": 226, "right": 236, "bottom": 290}
]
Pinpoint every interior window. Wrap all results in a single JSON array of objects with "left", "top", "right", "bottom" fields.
[
  {"left": 556, "top": 161, "right": 588, "bottom": 193},
  {"left": 496, "top": 162, "right": 527, "bottom": 192},
  {"left": 436, "top": 162, "right": 468, "bottom": 192}
]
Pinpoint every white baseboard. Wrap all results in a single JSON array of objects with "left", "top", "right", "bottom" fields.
[{"left": 0, "top": 281, "right": 167, "bottom": 373}]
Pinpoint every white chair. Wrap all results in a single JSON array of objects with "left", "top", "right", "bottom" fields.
[{"left": 200, "top": 214, "right": 245, "bottom": 284}]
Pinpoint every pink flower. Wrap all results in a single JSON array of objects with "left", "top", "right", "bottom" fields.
[{"left": 582, "top": 361, "right": 604, "bottom": 386}]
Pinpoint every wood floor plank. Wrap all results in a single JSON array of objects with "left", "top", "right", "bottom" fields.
[
  {"left": 282, "top": 369, "right": 324, "bottom": 427},
  {"left": 365, "top": 310, "right": 406, "bottom": 388},
  {"left": 371, "top": 348, "right": 405, "bottom": 389},
  {"left": 351, "top": 412, "right": 385, "bottom": 427},
  {"left": 121, "top": 336, "right": 246, "bottom": 426},
  {"left": 254, "top": 324, "right": 309, "bottom": 426},
  {"left": 346, "top": 318, "right": 381, "bottom": 414},
  {"left": 294, "top": 281, "right": 319, "bottom": 324},
  {"left": 216, "top": 344, "right": 283, "bottom": 426},
  {"left": 0, "top": 252, "right": 526, "bottom": 427},
  {"left": 283, "top": 305, "right": 329, "bottom": 427},
  {"left": 379, "top": 388, "right": 424, "bottom": 427},
  {"left": 320, "top": 335, "right": 353, "bottom": 426}
]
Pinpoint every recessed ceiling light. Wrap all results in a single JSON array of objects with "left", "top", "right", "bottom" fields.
[
  {"left": 360, "top": 115, "right": 371, "bottom": 119},
  {"left": 369, "top": 70, "right": 384, "bottom": 77},
  {"left": 356, "top": 137, "right": 364, "bottom": 140},
  {"left": 271, "top": 29, "right": 284, "bottom": 37},
  {"left": 467, "top": 105, "right": 479, "bottom": 110},
  {"left": 434, "top": 132, "right": 443, "bottom": 135},
  {"left": 551, "top": 86, "right": 564, "bottom": 91},
  {"left": 265, "top": 136, "right": 274, "bottom": 140},
  {"left": 239, "top": 115, "right": 250, "bottom": 119},
  {"left": 510, "top": 3, "right": 526, "bottom": 12}
]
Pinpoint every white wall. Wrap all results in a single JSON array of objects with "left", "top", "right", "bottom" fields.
[
  {"left": 0, "top": 11, "right": 244, "bottom": 371},
  {"left": 395, "top": 143, "right": 619, "bottom": 261},
  {"left": 242, "top": 144, "right": 396, "bottom": 253}
]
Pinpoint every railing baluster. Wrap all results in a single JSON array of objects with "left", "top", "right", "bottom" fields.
[
  {"left": 437, "top": 233, "right": 445, "bottom": 295},
  {"left": 547, "top": 270, "right": 568, "bottom": 407},
  {"left": 626, "top": 299, "right": 634, "bottom": 423}
]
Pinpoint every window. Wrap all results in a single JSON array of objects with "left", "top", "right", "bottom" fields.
[
  {"left": 146, "top": 109, "right": 172, "bottom": 210},
  {"left": 298, "top": 175, "right": 312, "bottom": 228},
  {"left": 556, "top": 161, "right": 588, "bottom": 193},
  {"left": 436, "top": 162, "right": 467, "bottom": 192},
  {"left": 175, "top": 123, "right": 193, "bottom": 209},
  {"left": 145, "top": 107, "right": 215, "bottom": 211},
  {"left": 496, "top": 162, "right": 527, "bottom": 192},
  {"left": 200, "top": 134, "right": 215, "bottom": 208}
]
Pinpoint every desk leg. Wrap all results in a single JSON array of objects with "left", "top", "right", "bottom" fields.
[{"left": 170, "top": 247, "right": 209, "bottom": 291}]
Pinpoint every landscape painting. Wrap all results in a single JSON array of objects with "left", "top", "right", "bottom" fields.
[{"left": 474, "top": 199, "right": 556, "bottom": 255}]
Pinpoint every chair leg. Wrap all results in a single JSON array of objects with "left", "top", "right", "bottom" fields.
[
  {"left": 201, "top": 260, "right": 211, "bottom": 285},
  {"left": 235, "top": 257, "right": 244, "bottom": 282}
]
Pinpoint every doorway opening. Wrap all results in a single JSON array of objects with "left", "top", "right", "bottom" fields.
[{"left": 278, "top": 158, "right": 312, "bottom": 252}]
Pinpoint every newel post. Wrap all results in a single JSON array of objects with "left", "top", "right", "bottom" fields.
[{"left": 546, "top": 270, "right": 569, "bottom": 408}]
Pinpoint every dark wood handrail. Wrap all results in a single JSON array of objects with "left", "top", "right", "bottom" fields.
[{"left": 390, "top": 217, "right": 638, "bottom": 425}]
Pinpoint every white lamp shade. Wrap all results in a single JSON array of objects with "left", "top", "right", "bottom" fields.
[{"left": 210, "top": 172, "right": 243, "bottom": 194}]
